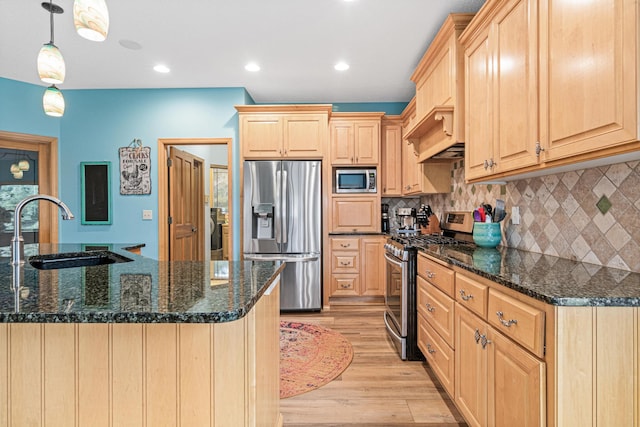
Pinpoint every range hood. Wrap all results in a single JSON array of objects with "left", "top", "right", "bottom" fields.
[{"left": 404, "top": 105, "right": 464, "bottom": 162}]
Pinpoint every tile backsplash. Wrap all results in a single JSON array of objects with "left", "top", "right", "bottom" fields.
[{"left": 419, "top": 160, "right": 640, "bottom": 273}]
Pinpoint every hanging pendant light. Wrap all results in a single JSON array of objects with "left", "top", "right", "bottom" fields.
[
  {"left": 10, "top": 164, "right": 20, "bottom": 174},
  {"left": 73, "top": 0, "right": 110, "bottom": 42},
  {"left": 43, "top": 85, "right": 65, "bottom": 117},
  {"left": 18, "top": 160, "right": 30, "bottom": 171},
  {"left": 37, "top": 1, "right": 65, "bottom": 84}
]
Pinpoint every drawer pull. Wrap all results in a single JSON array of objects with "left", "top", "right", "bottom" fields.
[
  {"left": 474, "top": 329, "right": 481, "bottom": 343},
  {"left": 340, "top": 261, "right": 351, "bottom": 266},
  {"left": 425, "top": 269, "right": 435, "bottom": 279},
  {"left": 496, "top": 311, "right": 518, "bottom": 327},
  {"left": 426, "top": 343, "right": 436, "bottom": 355},
  {"left": 425, "top": 303, "right": 435, "bottom": 313},
  {"left": 340, "top": 284, "right": 351, "bottom": 289},
  {"left": 459, "top": 289, "right": 474, "bottom": 301},
  {"left": 340, "top": 243, "right": 351, "bottom": 248}
]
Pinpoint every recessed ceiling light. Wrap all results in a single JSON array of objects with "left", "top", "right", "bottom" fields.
[
  {"left": 245, "top": 62, "right": 260, "bottom": 72},
  {"left": 119, "top": 39, "right": 142, "bottom": 50},
  {"left": 153, "top": 64, "right": 170, "bottom": 73},
  {"left": 334, "top": 62, "right": 350, "bottom": 71}
]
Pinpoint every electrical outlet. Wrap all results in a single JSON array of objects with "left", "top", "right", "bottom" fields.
[
  {"left": 511, "top": 206, "right": 520, "bottom": 225},
  {"left": 142, "top": 210, "right": 153, "bottom": 220}
]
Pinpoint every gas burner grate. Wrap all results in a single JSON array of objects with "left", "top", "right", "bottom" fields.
[{"left": 393, "top": 234, "right": 471, "bottom": 248}]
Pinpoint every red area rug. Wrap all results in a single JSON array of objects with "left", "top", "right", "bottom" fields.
[{"left": 280, "top": 321, "right": 354, "bottom": 399}]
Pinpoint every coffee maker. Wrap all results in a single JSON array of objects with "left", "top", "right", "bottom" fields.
[
  {"left": 396, "top": 207, "right": 417, "bottom": 232},
  {"left": 381, "top": 203, "right": 390, "bottom": 233}
]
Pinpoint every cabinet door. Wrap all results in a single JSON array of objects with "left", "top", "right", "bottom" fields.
[
  {"left": 240, "top": 115, "right": 283, "bottom": 158},
  {"left": 381, "top": 123, "right": 403, "bottom": 196},
  {"left": 330, "top": 197, "right": 379, "bottom": 233},
  {"left": 464, "top": 26, "right": 494, "bottom": 181},
  {"left": 455, "top": 304, "right": 487, "bottom": 427},
  {"left": 487, "top": 327, "right": 545, "bottom": 427},
  {"left": 360, "top": 237, "right": 384, "bottom": 296},
  {"left": 540, "top": 0, "right": 638, "bottom": 161},
  {"left": 492, "top": 0, "right": 539, "bottom": 173},
  {"left": 354, "top": 121, "right": 380, "bottom": 165},
  {"left": 330, "top": 122, "right": 355, "bottom": 164},
  {"left": 401, "top": 140, "right": 420, "bottom": 194},
  {"left": 284, "top": 114, "right": 325, "bottom": 158}
]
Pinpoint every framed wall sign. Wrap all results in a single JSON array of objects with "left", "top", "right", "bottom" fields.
[
  {"left": 80, "top": 162, "right": 112, "bottom": 225},
  {"left": 119, "top": 140, "right": 151, "bottom": 195}
]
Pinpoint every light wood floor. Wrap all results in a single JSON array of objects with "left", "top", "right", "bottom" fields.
[{"left": 280, "top": 305, "right": 467, "bottom": 427}]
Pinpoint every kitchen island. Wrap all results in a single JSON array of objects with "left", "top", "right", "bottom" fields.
[{"left": 0, "top": 244, "right": 284, "bottom": 427}]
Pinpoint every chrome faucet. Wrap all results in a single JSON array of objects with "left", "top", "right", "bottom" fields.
[{"left": 11, "top": 194, "right": 74, "bottom": 266}]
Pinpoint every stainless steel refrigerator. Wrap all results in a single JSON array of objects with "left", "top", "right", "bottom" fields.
[{"left": 243, "top": 160, "right": 322, "bottom": 311}]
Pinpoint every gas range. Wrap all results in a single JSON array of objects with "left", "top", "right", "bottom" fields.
[{"left": 385, "top": 211, "right": 475, "bottom": 257}]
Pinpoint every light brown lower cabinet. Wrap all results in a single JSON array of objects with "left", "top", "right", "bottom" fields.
[
  {"left": 0, "top": 279, "right": 282, "bottom": 427},
  {"left": 447, "top": 268, "right": 639, "bottom": 427}
]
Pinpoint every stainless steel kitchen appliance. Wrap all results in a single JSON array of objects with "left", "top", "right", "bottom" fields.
[
  {"left": 396, "top": 207, "right": 417, "bottom": 232},
  {"left": 243, "top": 160, "right": 322, "bottom": 311},
  {"left": 383, "top": 211, "right": 474, "bottom": 360}
]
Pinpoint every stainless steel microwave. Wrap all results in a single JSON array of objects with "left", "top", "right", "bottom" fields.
[{"left": 334, "top": 168, "right": 377, "bottom": 193}]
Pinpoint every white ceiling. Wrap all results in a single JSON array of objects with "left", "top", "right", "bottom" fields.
[{"left": 0, "top": 0, "right": 486, "bottom": 104}]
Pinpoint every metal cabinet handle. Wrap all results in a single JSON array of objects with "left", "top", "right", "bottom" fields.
[
  {"left": 425, "top": 270, "right": 435, "bottom": 279},
  {"left": 474, "top": 329, "right": 481, "bottom": 343},
  {"left": 340, "top": 284, "right": 350, "bottom": 289},
  {"left": 425, "top": 303, "right": 435, "bottom": 313},
  {"left": 496, "top": 311, "right": 518, "bottom": 327},
  {"left": 481, "top": 334, "right": 491, "bottom": 349},
  {"left": 340, "top": 243, "right": 350, "bottom": 248},
  {"left": 459, "top": 289, "right": 473, "bottom": 301},
  {"left": 535, "top": 141, "right": 545, "bottom": 157},
  {"left": 426, "top": 343, "right": 436, "bottom": 354},
  {"left": 340, "top": 261, "right": 351, "bottom": 266},
  {"left": 484, "top": 159, "right": 489, "bottom": 170}
]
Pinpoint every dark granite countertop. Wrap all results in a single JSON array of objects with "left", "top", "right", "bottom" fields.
[
  {"left": 0, "top": 243, "right": 284, "bottom": 323},
  {"left": 418, "top": 244, "right": 640, "bottom": 307}
]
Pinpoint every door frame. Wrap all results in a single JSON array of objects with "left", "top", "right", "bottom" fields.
[
  {"left": 157, "top": 138, "right": 232, "bottom": 261},
  {"left": 0, "top": 130, "right": 59, "bottom": 243}
]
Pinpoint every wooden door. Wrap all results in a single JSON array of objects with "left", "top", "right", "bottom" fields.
[
  {"left": 169, "top": 147, "right": 204, "bottom": 261},
  {"left": 455, "top": 304, "right": 488, "bottom": 427},
  {"left": 353, "top": 121, "right": 380, "bottom": 165},
  {"left": 464, "top": 26, "right": 494, "bottom": 181},
  {"left": 360, "top": 236, "right": 384, "bottom": 296},
  {"left": 381, "top": 121, "right": 402, "bottom": 196},
  {"left": 401, "top": 140, "right": 419, "bottom": 194},
  {"left": 492, "top": 0, "right": 540, "bottom": 174},
  {"left": 283, "top": 114, "right": 325, "bottom": 158},
  {"left": 540, "top": 0, "right": 638, "bottom": 160},
  {"left": 240, "top": 115, "right": 283, "bottom": 158},
  {"left": 329, "top": 121, "right": 355, "bottom": 164},
  {"left": 487, "top": 327, "right": 545, "bottom": 427}
]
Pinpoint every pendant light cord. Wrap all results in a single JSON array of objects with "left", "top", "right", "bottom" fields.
[{"left": 49, "top": 0, "right": 55, "bottom": 44}]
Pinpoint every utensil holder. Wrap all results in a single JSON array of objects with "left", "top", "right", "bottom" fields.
[{"left": 472, "top": 222, "right": 502, "bottom": 248}]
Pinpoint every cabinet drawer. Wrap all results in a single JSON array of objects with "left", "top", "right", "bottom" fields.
[
  {"left": 455, "top": 273, "right": 488, "bottom": 319},
  {"left": 418, "top": 314, "right": 455, "bottom": 398},
  {"left": 417, "top": 254, "right": 455, "bottom": 297},
  {"left": 331, "top": 237, "right": 360, "bottom": 251},
  {"left": 330, "top": 274, "right": 360, "bottom": 296},
  {"left": 417, "top": 276, "right": 455, "bottom": 348},
  {"left": 331, "top": 251, "right": 359, "bottom": 273},
  {"left": 488, "top": 289, "right": 545, "bottom": 358}
]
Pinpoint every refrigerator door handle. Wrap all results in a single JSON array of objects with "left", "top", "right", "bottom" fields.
[
  {"left": 243, "top": 254, "right": 319, "bottom": 262},
  {"left": 275, "top": 169, "right": 282, "bottom": 244},
  {"left": 281, "top": 169, "right": 288, "bottom": 244}
]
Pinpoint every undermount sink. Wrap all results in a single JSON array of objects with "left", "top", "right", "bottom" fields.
[{"left": 28, "top": 251, "right": 133, "bottom": 270}]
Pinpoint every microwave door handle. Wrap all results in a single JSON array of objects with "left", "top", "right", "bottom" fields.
[
  {"left": 275, "top": 169, "right": 281, "bottom": 244},
  {"left": 281, "top": 169, "right": 287, "bottom": 244}
]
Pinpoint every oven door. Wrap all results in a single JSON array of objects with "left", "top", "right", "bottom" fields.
[{"left": 384, "top": 252, "right": 407, "bottom": 337}]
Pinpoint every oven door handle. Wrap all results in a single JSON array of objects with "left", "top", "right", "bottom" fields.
[
  {"left": 384, "top": 253, "right": 403, "bottom": 268},
  {"left": 383, "top": 311, "right": 402, "bottom": 341}
]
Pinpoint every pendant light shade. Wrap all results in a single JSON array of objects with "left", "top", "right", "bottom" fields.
[
  {"left": 18, "top": 160, "right": 30, "bottom": 171},
  {"left": 73, "top": 0, "right": 110, "bottom": 42},
  {"left": 43, "top": 85, "right": 65, "bottom": 117},
  {"left": 12, "top": 171, "right": 24, "bottom": 180},
  {"left": 37, "top": 42, "right": 65, "bottom": 84},
  {"left": 10, "top": 164, "right": 20, "bottom": 174}
]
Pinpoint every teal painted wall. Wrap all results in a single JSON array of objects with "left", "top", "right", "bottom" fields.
[{"left": 1, "top": 77, "right": 407, "bottom": 259}]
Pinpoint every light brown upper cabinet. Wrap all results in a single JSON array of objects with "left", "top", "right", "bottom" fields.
[
  {"left": 381, "top": 116, "right": 403, "bottom": 196},
  {"left": 462, "top": 0, "right": 540, "bottom": 181},
  {"left": 237, "top": 105, "right": 331, "bottom": 159},
  {"left": 329, "top": 112, "right": 384, "bottom": 165},
  {"left": 461, "top": 0, "right": 640, "bottom": 182}
]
